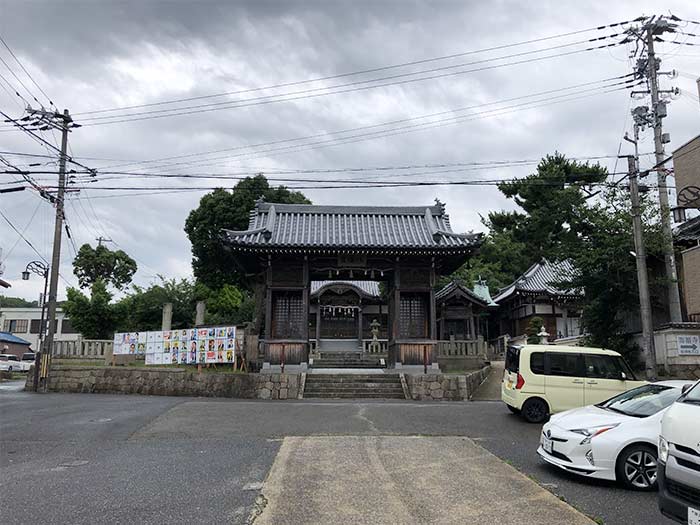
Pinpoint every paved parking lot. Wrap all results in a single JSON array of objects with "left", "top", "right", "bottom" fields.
[{"left": 0, "top": 381, "right": 672, "bottom": 524}]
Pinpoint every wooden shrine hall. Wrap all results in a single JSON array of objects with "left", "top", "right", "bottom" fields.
[{"left": 223, "top": 200, "right": 482, "bottom": 369}]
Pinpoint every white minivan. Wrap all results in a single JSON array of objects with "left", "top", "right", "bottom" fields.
[
  {"left": 502, "top": 344, "right": 646, "bottom": 423},
  {"left": 658, "top": 379, "right": 700, "bottom": 524}
]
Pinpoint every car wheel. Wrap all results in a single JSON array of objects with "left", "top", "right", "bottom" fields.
[
  {"left": 616, "top": 444, "right": 658, "bottom": 491},
  {"left": 7, "top": 365, "right": 12, "bottom": 372},
  {"left": 506, "top": 405, "right": 520, "bottom": 414},
  {"left": 521, "top": 398, "right": 549, "bottom": 424}
]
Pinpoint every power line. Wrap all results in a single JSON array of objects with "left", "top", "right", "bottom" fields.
[
  {"left": 73, "top": 17, "right": 643, "bottom": 117},
  {"left": 0, "top": 32, "right": 53, "bottom": 107},
  {"left": 77, "top": 38, "right": 627, "bottom": 126},
  {"left": 92, "top": 76, "right": 635, "bottom": 173}
]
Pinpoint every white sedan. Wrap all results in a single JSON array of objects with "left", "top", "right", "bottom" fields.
[{"left": 537, "top": 380, "right": 692, "bottom": 491}]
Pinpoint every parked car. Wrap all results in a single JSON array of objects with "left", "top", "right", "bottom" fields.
[
  {"left": 502, "top": 344, "right": 646, "bottom": 423},
  {"left": 658, "top": 379, "right": 700, "bottom": 524},
  {"left": 537, "top": 381, "right": 691, "bottom": 490},
  {"left": 21, "top": 352, "right": 36, "bottom": 364},
  {"left": 0, "top": 353, "right": 31, "bottom": 372}
]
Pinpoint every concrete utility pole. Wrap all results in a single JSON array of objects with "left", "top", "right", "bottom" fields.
[
  {"left": 41, "top": 109, "right": 71, "bottom": 389},
  {"left": 95, "top": 236, "right": 113, "bottom": 247},
  {"left": 644, "top": 19, "right": 683, "bottom": 323},
  {"left": 622, "top": 139, "right": 657, "bottom": 380}
]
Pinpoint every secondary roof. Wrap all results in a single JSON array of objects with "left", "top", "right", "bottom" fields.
[
  {"left": 0, "top": 331, "right": 31, "bottom": 345},
  {"left": 492, "top": 259, "right": 581, "bottom": 303}
]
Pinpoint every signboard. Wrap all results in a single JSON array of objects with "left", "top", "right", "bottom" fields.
[
  {"left": 113, "top": 326, "right": 238, "bottom": 365},
  {"left": 678, "top": 335, "right": 700, "bottom": 356},
  {"left": 674, "top": 135, "right": 700, "bottom": 209}
]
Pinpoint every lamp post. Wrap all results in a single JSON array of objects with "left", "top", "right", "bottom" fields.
[{"left": 22, "top": 261, "right": 49, "bottom": 392}]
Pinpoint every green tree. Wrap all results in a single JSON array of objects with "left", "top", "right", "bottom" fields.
[
  {"left": 72, "top": 243, "right": 137, "bottom": 290},
  {"left": 562, "top": 187, "right": 665, "bottom": 364},
  {"left": 526, "top": 316, "right": 544, "bottom": 344},
  {"left": 62, "top": 280, "right": 120, "bottom": 339},
  {"left": 116, "top": 278, "right": 197, "bottom": 332},
  {"left": 0, "top": 296, "right": 38, "bottom": 307},
  {"left": 184, "top": 174, "right": 310, "bottom": 289},
  {"left": 448, "top": 154, "right": 608, "bottom": 294}
]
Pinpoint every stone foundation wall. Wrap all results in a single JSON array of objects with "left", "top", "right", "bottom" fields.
[
  {"left": 25, "top": 366, "right": 301, "bottom": 400},
  {"left": 661, "top": 364, "right": 700, "bottom": 380},
  {"left": 405, "top": 365, "right": 491, "bottom": 401}
]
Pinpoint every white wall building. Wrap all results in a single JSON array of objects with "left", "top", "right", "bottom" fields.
[{"left": 0, "top": 307, "right": 80, "bottom": 350}]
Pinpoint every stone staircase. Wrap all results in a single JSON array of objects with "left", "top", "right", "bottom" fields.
[
  {"left": 303, "top": 373, "right": 406, "bottom": 399},
  {"left": 311, "top": 351, "right": 385, "bottom": 369}
]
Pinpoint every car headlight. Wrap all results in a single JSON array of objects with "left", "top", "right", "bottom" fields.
[
  {"left": 570, "top": 424, "right": 619, "bottom": 445},
  {"left": 658, "top": 436, "right": 669, "bottom": 463}
]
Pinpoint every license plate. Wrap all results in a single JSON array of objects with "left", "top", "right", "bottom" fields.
[
  {"left": 542, "top": 436, "right": 553, "bottom": 454},
  {"left": 689, "top": 506, "right": 700, "bottom": 525},
  {"left": 506, "top": 381, "right": 513, "bottom": 389}
]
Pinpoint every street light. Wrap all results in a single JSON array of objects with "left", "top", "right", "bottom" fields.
[{"left": 22, "top": 260, "right": 49, "bottom": 392}]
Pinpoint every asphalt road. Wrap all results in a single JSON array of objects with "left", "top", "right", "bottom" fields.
[{"left": 0, "top": 380, "right": 672, "bottom": 525}]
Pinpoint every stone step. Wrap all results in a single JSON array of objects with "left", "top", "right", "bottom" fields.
[
  {"left": 305, "top": 387, "right": 404, "bottom": 395},
  {"left": 303, "top": 392, "right": 406, "bottom": 399},
  {"left": 306, "top": 373, "right": 399, "bottom": 378},
  {"left": 306, "top": 376, "right": 399, "bottom": 383},
  {"left": 312, "top": 363, "right": 384, "bottom": 367},
  {"left": 304, "top": 383, "right": 403, "bottom": 394}
]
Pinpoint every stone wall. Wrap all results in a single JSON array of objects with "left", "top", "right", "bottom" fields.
[
  {"left": 404, "top": 365, "right": 491, "bottom": 401},
  {"left": 25, "top": 366, "right": 301, "bottom": 400}
]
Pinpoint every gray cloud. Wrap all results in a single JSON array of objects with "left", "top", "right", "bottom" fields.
[{"left": 1, "top": 0, "right": 698, "bottom": 302}]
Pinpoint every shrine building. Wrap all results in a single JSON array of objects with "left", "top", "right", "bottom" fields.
[{"left": 223, "top": 200, "right": 484, "bottom": 371}]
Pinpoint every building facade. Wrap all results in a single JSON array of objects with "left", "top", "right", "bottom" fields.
[
  {"left": 223, "top": 200, "right": 482, "bottom": 369},
  {"left": 492, "top": 259, "right": 583, "bottom": 341},
  {"left": 0, "top": 307, "right": 79, "bottom": 350}
]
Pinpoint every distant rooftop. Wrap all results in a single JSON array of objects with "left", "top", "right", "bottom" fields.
[{"left": 493, "top": 259, "right": 581, "bottom": 303}]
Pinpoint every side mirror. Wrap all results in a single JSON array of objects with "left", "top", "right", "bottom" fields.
[
  {"left": 620, "top": 371, "right": 627, "bottom": 381},
  {"left": 682, "top": 383, "right": 692, "bottom": 394}
]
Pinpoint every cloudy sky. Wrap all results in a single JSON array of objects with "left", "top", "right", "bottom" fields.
[{"left": 0, "top": 0, "right": 699, "bottom": 302}]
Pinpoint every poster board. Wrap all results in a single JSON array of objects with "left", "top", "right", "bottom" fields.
[{"left": 112, "top": 326, "right": 237, "bottom": 366}]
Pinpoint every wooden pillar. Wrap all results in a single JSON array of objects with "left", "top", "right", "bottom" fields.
[
  {"left": 315, "top": 292, "right": 322, "bottom": 349},
  {"left": 392, "top": 262, "right": 401, "bottom": 341},
  {"left": 302, "top": 257, "right": 309, "bottom": 363},
  {"left": 264, "top": 259, "right": 272, "bottom": 341},
  {"left": 562, "top": 305, "right": 569, "bottom": 338},
  {"left": 391, "top": 261, "right": 401, "bottom": 366},
  {"left": 357, "top": 302, "right": 363, "bottom": 347},
  {"left": 429, "top": 264, "right": 437, "bottom": 340}
]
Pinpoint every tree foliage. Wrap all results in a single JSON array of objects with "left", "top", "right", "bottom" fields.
[
  {"left": 526, "top": 317, "right": 544, "bottom": 344},
  {"left": 562, "top": 187, "right": 665, "bottom": 362},
  {"left": 72, "top": 243, "right": 137, "bottom": 290},
  {"left": 450, "top": 153, "right": 608, "bottom": 292},
  {"left": 62, "top": 280, "right": 119, "bottom": 339},
  {"left": 0, "top": 295, "right": 38, "bottom": 307},
  {"left": 117, "top": 278, "right": 198, "bottom": 332},
  {"left": 449, "top": 152, "right": 664, "bottom": 362},
  {"left": 184, "top": 175, "right": 310, "bottom": 289}
]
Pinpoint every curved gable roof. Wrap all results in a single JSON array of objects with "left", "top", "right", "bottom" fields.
[
  {"left": 222, "top": 201, "right": 481, "bottom": 253},
  {"left": 492, "top": 259, "right": 581, "bottom": 303}
]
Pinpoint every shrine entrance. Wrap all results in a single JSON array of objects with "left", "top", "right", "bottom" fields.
[
  {"left": 309, "top": 281, "right": 387, "bottom": 352},
  {"left": 223, "top": 200, "right": 481, "bottom": 369}
]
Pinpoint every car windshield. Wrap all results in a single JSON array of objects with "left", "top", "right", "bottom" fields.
[
  {"left": 597, "top": 384, "right": 681, "bottom": 417},
  {"left": 0, "top": 355, "right": 8, "bottom": 361},
  {"left": 680, "top": 381, "right": 700, "bottom": 405}
]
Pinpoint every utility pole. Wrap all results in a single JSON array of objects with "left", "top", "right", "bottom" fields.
[
  {"left": 39, "top": 108, "right": 72, "bottom": 390},
  {"left": 96, "top": 236, "right": 113, "bottom": 247},
  {"left": 643, "top": 18, "right": 683, "bottom": 323},
  {"left": 622, "top": 127, "right": 657, "bottom": 380}
]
